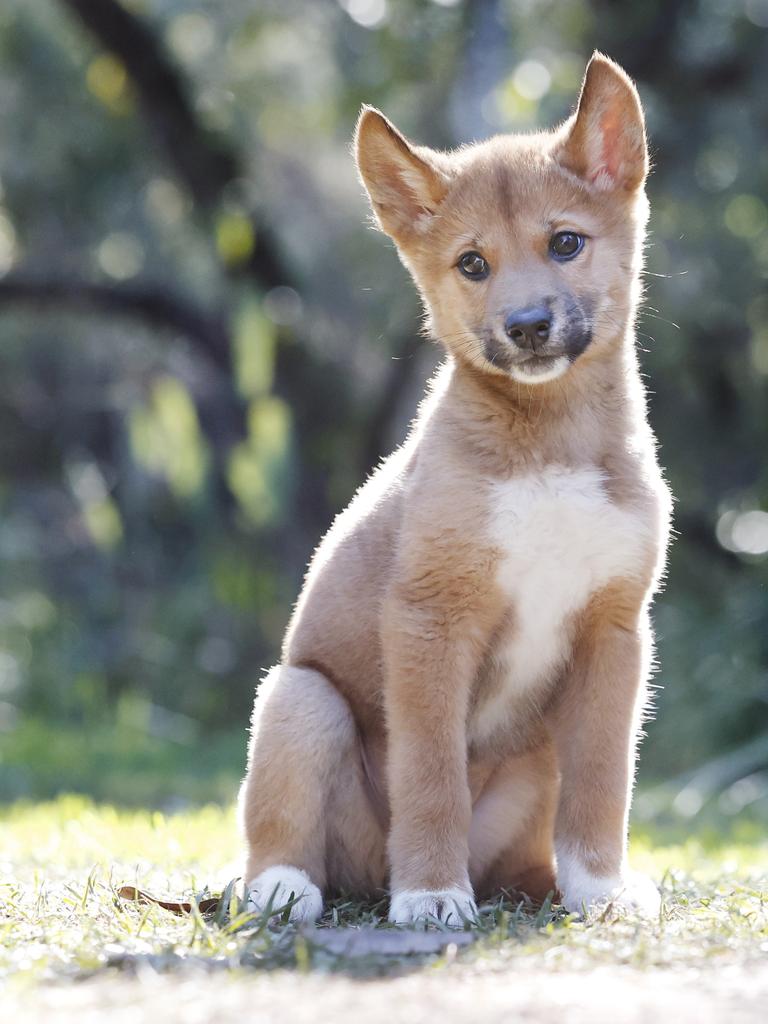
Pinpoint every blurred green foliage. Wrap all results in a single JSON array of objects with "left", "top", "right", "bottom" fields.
[{"left": 0, "top": 0, "right": 766, "bottom": 820}]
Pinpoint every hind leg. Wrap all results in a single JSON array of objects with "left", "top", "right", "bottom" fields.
[
  {"left": 239, "top": 664, "right": 385, "bottom": 922},
  {"left": 470, "top": 741, "right": 559, "bottom": 904}
]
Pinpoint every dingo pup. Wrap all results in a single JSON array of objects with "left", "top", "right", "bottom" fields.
[{"left": 239, "top": 52, "right": 671, "bottom": 926}]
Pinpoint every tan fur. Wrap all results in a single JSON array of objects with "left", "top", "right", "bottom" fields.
[{"left": 239, "top": 53, "right": 672, "bottom": 925}]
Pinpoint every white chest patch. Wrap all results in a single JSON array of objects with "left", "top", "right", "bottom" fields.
[{"left": 471, "top": 465, "right": 650, "bottom": 744}]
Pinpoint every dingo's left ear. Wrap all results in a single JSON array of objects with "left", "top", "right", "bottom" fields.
[
  {"left": 354, "top": 106, "right": 451, "bottom": 240},
  {"left": 556, "top": 52, "right": 648, "bottom": 193}
]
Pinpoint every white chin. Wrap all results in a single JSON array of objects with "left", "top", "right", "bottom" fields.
[{"left": 508, "top": 355, "right": 570, "bottom": 384}]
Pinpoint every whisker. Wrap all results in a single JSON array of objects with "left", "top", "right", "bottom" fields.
[{"left": 641, "top": 311, "right": 680, "bottom": 330}]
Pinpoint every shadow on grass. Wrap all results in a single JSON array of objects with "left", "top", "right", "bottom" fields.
[{"left": 103, "top": 889, "right": 568, "bottom": 980}]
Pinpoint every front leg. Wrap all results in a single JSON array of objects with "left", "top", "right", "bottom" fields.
[
  {"left": 383, "top": 553, "right": 500, "bottom": 927},
  {"left": 551, "top": 585, "right": 660, "bottom": 918}
]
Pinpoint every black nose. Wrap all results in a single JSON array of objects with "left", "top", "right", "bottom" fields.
[{"left": 504, "top": 306, "right": 551, "bottom": 351}]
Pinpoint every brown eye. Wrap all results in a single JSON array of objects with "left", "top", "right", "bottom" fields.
[
  {"left": 549, "top": 231, "right": 585, "bottom": 261},
  {"left": 457, "top": 251, "right": 490, "bottom": 280}
]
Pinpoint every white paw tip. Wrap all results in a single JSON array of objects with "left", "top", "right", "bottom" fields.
[
  {"left": 561, "top": 871, "right": 661, "bottom": 918},
  {"left": 389, "top": 888, "right": 477, "bottom": 928},
  {"left": 246, "top": 865, "right": 323, "bottom": 923}
]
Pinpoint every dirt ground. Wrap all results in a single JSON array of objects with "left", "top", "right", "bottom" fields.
[{"left": 8, "top": 962, "right": 768, "bottom": 1024}]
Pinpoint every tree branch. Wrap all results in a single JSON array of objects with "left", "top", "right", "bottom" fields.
[
  {"left": 51, "top": 0, "right": 349, "bottom": 542},
  {"left": 59, "top": 0, "right": 236, "bottom": 212},
  {"left": 57, "top": 0, "right": 296, "bottom": 291},
  {"left": 0, "top": 275, "right": 231, "bottom": 371},
  {"left": 0, "top": 272, "right": 248, "bottom": 486}
]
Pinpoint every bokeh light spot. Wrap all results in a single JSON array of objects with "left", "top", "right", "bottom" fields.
[
  {"left": 66, "top": 462, "right": 123, "bottom": 550},
  {"left": 716, "top": 509, "right": 768, "bottom": 557},
  {"left": 745, "top": 0, "right": 768, "bottom": 28},
  {"left": 513, "top": 60, "right": 551, "bottom": 102},
  {"left": 129, "top": 377, "right": 208, "bottom": 499},
  {"left": 216, "top": 210, "right": 255, "bottom": 265},
  {"left": 695, "top": 146, "right": 739, "bottom": 192},
  {"left": 339, "top": 0, "right": 388, "bottom": 29},
  {"left": 86, "top": 54, "right": 131, "bottom": 114},
  {"left": 234, "top": 298, "right": 276, "bottom": 399},
  {"left": 144, "top": 178, "right": 189, "bottom": 227},
  {"left": 724, "top": 194, "right": 767, "bottom": 239},
  {"left": 167, "top": 13, "right": 215, "bottom": 63},
  {"left": 750, "top": 330, "right": 768, "bottom": 374},
  {"left": 228, "top": 397, "right": 292, "bottom": 526},
  {"left": 96, "top": 232, "right": 145, "bottom": 280},
  {"left": 0, "top": 210, "right": 18, "bottom": 274},
  {"left": 263, "top": 286, "right": 303, "bottom": 327}
]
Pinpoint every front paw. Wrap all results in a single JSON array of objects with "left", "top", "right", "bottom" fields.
[
  {"left": 246, "top": 865, "right": 323, "bottom": 923},
  {"left": 389, "top": 887, "right": 478, "bottom": 927},
  {"left": 561, "top": 870, "right": 661, "bottom": 919}
]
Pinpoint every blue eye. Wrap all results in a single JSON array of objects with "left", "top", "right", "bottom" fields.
[
  {"left": 549, "top": 231, "right": 585, "bottom": 261},
  {"left": 457, "top": 251, "right": 490, "bottom": 280}
]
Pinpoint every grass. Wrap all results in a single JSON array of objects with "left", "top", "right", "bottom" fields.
[
  {"left": 0, "top": 718, "right": 245, "bottom": 805},
  {"left": 1, "top": 796, "right": 767, "bottom": 1020}
]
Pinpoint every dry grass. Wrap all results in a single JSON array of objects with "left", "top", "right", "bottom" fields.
[{"left": 1, "top": 795, "right": 766, "bottom": 1022}]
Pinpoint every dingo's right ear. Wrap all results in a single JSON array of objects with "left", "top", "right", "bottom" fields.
[{"left": 354, "top": 107, "right": 451, "bottom": 241}]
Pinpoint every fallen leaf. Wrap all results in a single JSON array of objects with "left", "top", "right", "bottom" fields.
[{"left": 117, "top": 885, "right": 221, "bottom": 915}]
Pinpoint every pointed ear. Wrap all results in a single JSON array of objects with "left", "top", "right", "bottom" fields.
[
  {"left": 354, "top": 106, "right": 451, "bottom": 240},
  {"left": 556, "top": 53, "right": 649, "bottom": 193}
]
